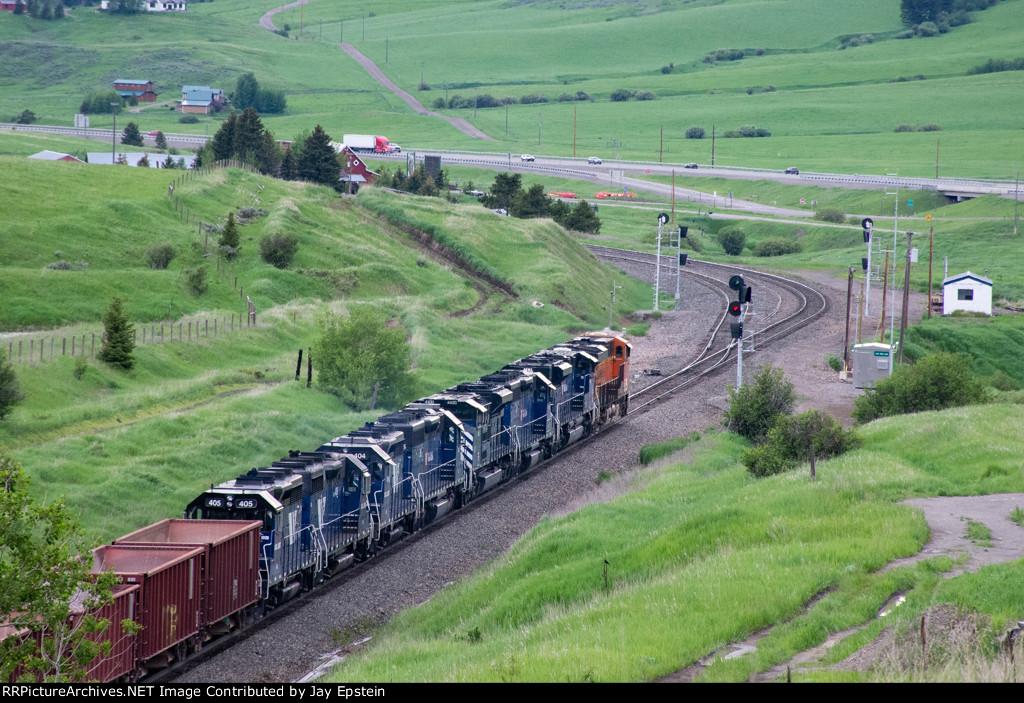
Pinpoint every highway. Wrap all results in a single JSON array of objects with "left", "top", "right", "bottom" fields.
[{"left": 5, "top": 122, "right": 1019, "bottom": 214}]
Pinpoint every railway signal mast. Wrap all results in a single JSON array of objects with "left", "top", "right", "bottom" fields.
[
  {"left": 728, "top": 275, "right": 752, "bottom": 388},
  {"left": 654, "top": 213, "right": 669, "bottom": 311}
]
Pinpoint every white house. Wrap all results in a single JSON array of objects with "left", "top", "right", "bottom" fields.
[{"left": 942, "top": 271, "right": 993, "bottom": 316}]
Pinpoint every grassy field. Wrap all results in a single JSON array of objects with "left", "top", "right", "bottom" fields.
[
  {"left": 0, "top": 150, "right": 652, "bottom": 539},
  {"left": 327, "top": 403, "right": 1024, "bottom": 682},
  {"left": 1, "top": 0, "right": 1022, "bottom": 174}
]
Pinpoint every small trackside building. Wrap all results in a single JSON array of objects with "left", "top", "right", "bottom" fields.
[{"left": 942, "top": 271, "right": 993, "bottom": 316}]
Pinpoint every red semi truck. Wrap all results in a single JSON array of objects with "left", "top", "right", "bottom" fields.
[{"left": 343, "top": 134, "right": 399, "bottom": 153}]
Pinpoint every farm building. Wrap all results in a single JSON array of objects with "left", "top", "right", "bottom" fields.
[
  {"left": 337, "top": 146, "right": 379, "bottom": 192},
  {"left": 29, "top": 150, "right": 85, "bottom": 163},
  {"left": 942, "top": 271, "right": 993, "bottom": 316},
  {"left": 180, "top": 86, "right": 227, "bottom": 114},
  {"left": 114, "top": 79, "right": 158, "bottom": 103},
  {"left": 0, "top": 1, "right": 20, "bottom": 10}
]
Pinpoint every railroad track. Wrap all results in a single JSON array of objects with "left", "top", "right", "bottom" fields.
[
  {"left": 167, "top": 248, "right": 828, "bottom": 683},
  {"left": 586, "top": 245, "right": 828, "bottom": 413}
]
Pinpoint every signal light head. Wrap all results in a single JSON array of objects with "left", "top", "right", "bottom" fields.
[
  {"left": 728, "top": 275, "right": 744, "bottom": 292},
  {"left": 728, "top": 301, "right": 743, "bottom": 317}
]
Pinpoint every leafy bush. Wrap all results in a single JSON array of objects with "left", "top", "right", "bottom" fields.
[
  {"left": 313, "top": 307, "right": 413, "bottom": 411},
  {"left": 185, "top": 266, "right": 208, "bottom": 296},
  {"left": 13, "top": 110, "right": 36, "bottom": 125},
  {"left": 634, "top": 90, "right": 656, "bottom": 101},
  {"left": 718, "top": 228, "right": 746, "bottom": 255},
  {"left": 743, "top": 410, "right": 860, "bottom": 477},
  {"left": 144, "top": 243, "right": 175, "bottom": 270},
  {"left": 894, "top": 124, "right": 916, "bottom": 132},
  {"left": 815, "top": 208, "right": 846, "bottom": 223},
  {"left": 661, "top": 63, "right": 674, "bottom": 74},
  {"left": 968, "top": 56, "right": 1024, "bottom": 74},
  {"left": 919, "top": 123, "right": 942, "bottom": 131},
  {"left": 753, "top": 238, "right": 801, "bottom": 257},
  {"left": 259, "top": 233, "right": 299, "bottom": 269},
  {"left": 73, "top": 357, "right": 88, "bottom": 381},
  {"left": 519, "top": 93, "right": 548, "bottom": 104},
  {"left": 723, "top": 364, "right": 796, "bottom": 444},
  {"left": 609, "top": 89, "right": 634, "bottom": 102},
  {"left": 724, "top": 125, "right": 771, "bottom": 138},
  {"left": 179, "top": 115, "right": 200, "bottom": 124},
  {"left": 852, "top": 352, "right": 988, "bottom": 424},
  {"left": 685, "top": 126, "right": 705, "bottom": 139},
  {"left": 826, "top": 354, "right": 843, "bottom": 372}
]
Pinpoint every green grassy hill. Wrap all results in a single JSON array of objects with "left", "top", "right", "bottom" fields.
[
  {"left": 1, "top": 0, "right": 1022, "bottom": 174},
  {"left": 328, "top": 404, "right": 1024, "bottom": 682},
  {"left": 0, "top": 152, "right": 649, "bottom": 539}
]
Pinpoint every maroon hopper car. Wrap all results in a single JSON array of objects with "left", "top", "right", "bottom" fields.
[
  {"left": 114, "top": 519, "right": 261, "bottom": 633},
  {"left": 91, "top": 544, "right": 203, "bottom": 669}
]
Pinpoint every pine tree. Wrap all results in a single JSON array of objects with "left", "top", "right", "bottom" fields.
[
  {"left": 210, "top": 112, "right": 237, "bottom": 162},
  {"left": 219, "top": 211, "right": 240, "bottom": 249},
  {"left": 232, "top": 108, "right": 265, "bottom": 164},
  {"left": 121, "top": 122, "right": 143, "bottom": 147},
  {"left": 279, "top": 149, "right": 297, "bottom": 180},
  {"left": 137, "top": 153, "right": 150, "bottom": 168},
  {"left": 297, "top": 125, "right": 340, "bottom": 188},
  {"left": 99, "top": 297, "right": 135, "bottom": 371},
  {"left": 565, "top": 199, "right": 602, "bottom": 233},
  {"left": 154, "top": 131, "right": 167, "bottom": 150}
]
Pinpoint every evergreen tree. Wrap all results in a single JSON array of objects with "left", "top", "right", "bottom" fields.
[
  {"left": 99, "top": 298, "right": 135, "bottom": 371},
  {"left": 137, "top": 153, "right": 150, "bottom": 168},
  {"left": 53, "top": 0, "right": 64, "bottom": 18},
  {"left": 488, "top": 172, "right": 523, "bottom": 212},
  {"left": 549, "top": 199, "right": 571, "bottom": 227},
  {"left": 564, "top": 199, "right": 602, "bottom": 233},
  {"left": 279, "top": 149, "right": 297, "bottom": 180},
  {"left": 257, "top": 129, "right": 282, "bottom": 175},
  {"left": 219, "top": 211, "right": 240, "bottom": 249},
  {"left": 154, "top": 131, "right": 167, "bottom": 150},
  {"left": 13, "top": 1, "right": 25, "bottom": 15},
  {"left": 297, "top": 125, "right": 340, "bottom": 188},
  {"left": 232, "top": 107, "right": 265, "bottom": 164},
  {"left": 121, "top": 122, "right": 143, "bottom": 147},
  {"left": 0, "top": 350, "right": 25, "bottom": 421},
  {"left": 511, "top": 183, "right": 553, "bottom": 218},
  {"left": 210, "top": 112, "right": 237, "bottom": 161},
  {"left": 39, "top": 1, "right": 52, "bottom": 19}
]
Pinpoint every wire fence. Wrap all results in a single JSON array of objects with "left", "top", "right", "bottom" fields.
[{"left": 5, "top": 313, "right": 260, "bottom": 365}]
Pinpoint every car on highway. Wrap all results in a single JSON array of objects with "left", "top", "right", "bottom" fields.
[
  {"left": 148, "top": 131, "right": 161, "bottom": 136},
  {"left": 587, "top": 156, "right": 603, "bottom": 165},
  {"left": 684, "top": 163, "right": 698, "bottom": 169},
  {"left": 785, "top": 167, "right": 800, "bottom": 175},
  {"left": 521, "top": 154, "right": 535, "bottom": 162}
]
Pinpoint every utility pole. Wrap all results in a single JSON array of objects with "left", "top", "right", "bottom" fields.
[
  {"left": 844, "top": 267, "right": 854, "bottom": 371},
  {"left": 898, "top": 232, "right": 914, "bottom": 364},
  {"left": 927, "top": 226, "right": 934, "bottom": 319}
]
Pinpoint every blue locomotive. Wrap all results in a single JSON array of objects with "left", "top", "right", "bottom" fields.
[{"left": 185, "top": 332, "right": 631, "bottom": 608}]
